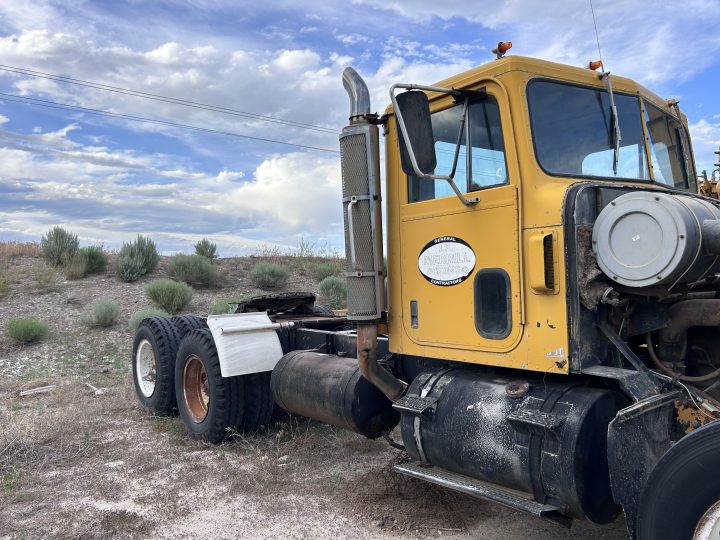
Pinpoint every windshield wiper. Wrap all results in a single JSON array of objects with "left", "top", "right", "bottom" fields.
[{"left": 600, "top": 72, "right": 622, "bottom": 175}]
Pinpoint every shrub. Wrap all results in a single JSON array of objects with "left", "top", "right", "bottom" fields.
[
  {"left": 41, "top": 226, "right": 79, "bottom": 266},
  {"left": 116, "top": 235, "right": 159, "bottom": 282},
  {"left": 168, "top": 254, "right": 217, "bottom": 287},
  {"left": 146, "top": 279, "right": 192, "bottom": 313},
  {"left": 318, "top": 276, "right": 347, "bottom": 309},
  {"left": 62, "top": 251, "right": 88, "bottom": 280},
  {"left": 6, "top": 318, "right": 48, "bottom": 344},
  {"left": 250, "top": 261, "right": 289, "bottom": 290},
  {"left": 312, "top": 261, "right": 341, "bottom": 282},
  {"left": 81, "top": 246, "right": 108, "bottom": 274},
  {"left": 81, "top": 299, "right": 120, "bottom": 327},
  {"left": 209, "top": 298, "right": 237, "bottom": 315},
  {"left": 33, "top": 266, "right": 58, "bottom": 292},
  {"left": 194, "top": 238, "right": 218, "bottom": 261},
  {"left": 128, "top": 308, "right": 170, "bottom": 332},
  {"left": 116, "top": 252, "right": 145, "bottom": 282}
]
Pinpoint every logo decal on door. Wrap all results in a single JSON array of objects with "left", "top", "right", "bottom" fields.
[{"left": 418, "top": 236, "right": 476, "bottom": 286}]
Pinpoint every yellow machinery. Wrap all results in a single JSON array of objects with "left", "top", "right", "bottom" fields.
[{"left": 133, "top": 46, "right": 720, "bottom": 540}]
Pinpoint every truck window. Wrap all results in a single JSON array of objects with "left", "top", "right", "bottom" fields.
[
  {"left": 527, "top": 80, "right": 650, "bottom": 181},
  {"left": 644, "top": 101, "right": 689, "bottom": 189},
  {"left": 408, "top": 97, "right": 508, "bottom": 203}
]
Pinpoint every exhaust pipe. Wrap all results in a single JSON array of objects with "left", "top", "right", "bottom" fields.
[{"left": 340, "top": 67, "right": 406, "bottom": 402}]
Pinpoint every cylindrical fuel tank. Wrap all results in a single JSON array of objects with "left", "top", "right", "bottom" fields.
[
  {"left": 400, "top": 368, "right": 628, "bottom": 523},
  {"left": 271, "top": 350, "right": 399, "bottom": 439},
  {"left": 592, "top": 191, "right": 720, "bottom": 288}
]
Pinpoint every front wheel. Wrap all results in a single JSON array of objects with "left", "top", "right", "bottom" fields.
[{"left": 637, "top": 420, "right": 720, "bottom": 539}]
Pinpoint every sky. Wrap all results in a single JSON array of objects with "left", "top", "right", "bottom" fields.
[{"left": 1, "top": 0, "right": 720, "bottom": 255}]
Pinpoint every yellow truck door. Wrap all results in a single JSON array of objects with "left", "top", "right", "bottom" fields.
[{"left": 398, "top": 82, "right": 522, "bottom": 354}]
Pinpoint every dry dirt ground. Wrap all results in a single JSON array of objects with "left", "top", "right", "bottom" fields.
[{"left": 0, "top": 249, "right": 629, "bottom": 539}]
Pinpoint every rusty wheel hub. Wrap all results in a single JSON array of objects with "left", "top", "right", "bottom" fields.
[{"left": 182, "top": 355, "right": 210, "bottom": 423}]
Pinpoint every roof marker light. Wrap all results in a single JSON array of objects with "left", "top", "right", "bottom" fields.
[
  {"left": 492, "top": 41, "right": 512, "bottom": 59},
  {"left": 587, "top": 60, "right": 603, "bottom": 71}
]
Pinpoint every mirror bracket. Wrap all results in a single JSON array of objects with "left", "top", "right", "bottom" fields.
[{"left": 391, "top": 83, "right": 481, "bottom": 206}]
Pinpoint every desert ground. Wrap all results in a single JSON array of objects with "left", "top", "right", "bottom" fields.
[{"left": 0, "top": 246, "right": 628, "bottom": 539}]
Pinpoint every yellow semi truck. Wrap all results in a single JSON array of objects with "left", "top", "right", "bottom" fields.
[{"left": 132, "top": 46, "right": 720, "bottom": 539}]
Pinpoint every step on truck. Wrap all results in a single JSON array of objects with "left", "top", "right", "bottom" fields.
[{"left": 132, "top": 44, "right": 720, "bottom": 539}]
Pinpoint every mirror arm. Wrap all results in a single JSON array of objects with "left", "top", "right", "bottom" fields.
[{"left": 390, "top": 84, "right": 479, "bottom": 206}]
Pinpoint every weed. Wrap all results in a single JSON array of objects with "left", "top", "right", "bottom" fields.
[
  {"left": 81, "top": 299, "right": 120, "bottom": 327},
  {"left": 194, "top": 238, "right": 218, "bottom": 261},
  {"left": 250, "top": 261, "right": 289, "bottom": 290},
  {"left": 311, "top": 261, "right": 341, "bottom": 282},
  {"left": 6, "top": 318, "right": 49, "bottom": 344},
  {"left": 33, "top": 266, "right": 58, "bottom": 292},
  {"left": 0, "top": 241, "right": 41, "bottom": 259},
  {"left": 168, "top": 254, "right": 217, "bottom": 287},
  {"left": 146, "top": 279, "right": 192, "bottom": 313},
  {"left": 0, "top": 266, "right": 9, "bottom": 298},
  {"left": 318, "top": 276, "right": 347, "bottom": 309},
  {"left": 81, "top": 246, "right": 108, "bottom": 274},
  {"left": 116, "top": 235, "right": 159, "bottom": 282},
  {"left": 2, "top": 466, "right": 20, "bottom": 491},
  {"left": 41, "top": 226, "right": 79, "bottom": 266},
  {"left": 209, "top": 298, "right": 237, "bottom": 315},
  {"left": 128, "top": 308, "right": 170, "bottom": 332},
  {"left": 62, "top": 250, "right": 88, "bottom": 280}
]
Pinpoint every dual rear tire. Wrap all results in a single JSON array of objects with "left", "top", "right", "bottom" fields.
[{"left": 132, "top": 316, "right": 274, "bottom": 442}]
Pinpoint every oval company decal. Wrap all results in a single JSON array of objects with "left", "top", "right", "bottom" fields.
[{"left": 418, "top": 236, "right": 476, "bottom": 286}]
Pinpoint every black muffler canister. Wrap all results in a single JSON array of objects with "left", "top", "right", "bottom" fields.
[{"left": 270, "top": 350, "right": 399, "bottom": 438}]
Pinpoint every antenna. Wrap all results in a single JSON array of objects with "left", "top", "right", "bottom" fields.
[{"left": 589, "top": 0, "right": 605, "bottom": 73}]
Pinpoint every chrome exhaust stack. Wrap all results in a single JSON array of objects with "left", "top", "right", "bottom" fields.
[{"left": 340, "top": 67, "right": 406, "bottom": 401}]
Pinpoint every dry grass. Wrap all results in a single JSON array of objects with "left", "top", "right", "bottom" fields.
[{"left": 0, "top": 242, "right": 41, "bottom": 260}]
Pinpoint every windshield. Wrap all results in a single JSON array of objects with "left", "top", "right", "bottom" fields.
[{"left": 528, "top": 80, "right": 649, "bottom": 180}]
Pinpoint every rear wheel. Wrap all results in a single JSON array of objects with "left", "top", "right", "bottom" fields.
[
  {"left": 171, "top": 314, "right": 206, "bottom": 339},
  {"left": 132, "top": 317, "right": 180, "bottom": 415},
  {"left": 175, "top": 329, "right": 245, "bottom": 443},
  {"left": 637, "top": 420, "right": 720, "bottom": 539}
]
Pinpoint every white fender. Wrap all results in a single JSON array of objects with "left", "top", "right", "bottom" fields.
[{"left": 206, "top": 312, "right": 284, "bottom": 377}]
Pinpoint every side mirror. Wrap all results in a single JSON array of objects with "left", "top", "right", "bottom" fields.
[{"left": 395, "top": 91, "right": 437, "bottom": 176}]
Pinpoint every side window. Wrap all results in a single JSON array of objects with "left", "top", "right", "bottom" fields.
[
  {"left": 644, "top": 102, "right": 689, "bottom": 190},
  {"left": 408, "top": 97, "right": 508, "bottom": 203}
]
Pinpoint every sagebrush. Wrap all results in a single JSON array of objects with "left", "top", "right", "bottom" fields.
[
  {"left": 194, "top": 238, "right": 218, "bottom": 260},
  {"left": 250, "top": 261, "right": 289, "bottom": 290},
  {"left": 128, "top": 308, "right": 170, "bottom": 332},
  {"left": 117, "top": 235, "right": 159, "bottom": 282},
  {"left": 311, "top": 261, "right": 341, "bottom": 282},
  {"left": 318, "top": 276, "right": 347, "bottom": 309},
  {"left": 33, "top": 266, "right": 58, "bottom": 292},
  {"left": 146, "top": 279, "right": 192, "bottom": 313},
  {"left": 168, "top": 254, "right": 217, "bottom": 287},
  {"left": 41, "top": 226, "right": 79, "bottom": 266},
  {"left": 6, "top": 318, "right": 49, "bottom": 344},
  {"left": 209, "top": 298, "right": 237, "bottom": 315},
  {"left": 81, "top": 246, "right": 108, "bottom": 274},
  {"left": 81, "top": 299, "right": 120, "bottom": 327}
]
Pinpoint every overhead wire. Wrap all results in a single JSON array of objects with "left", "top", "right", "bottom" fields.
[
  {"left": 0, "top": 63, "right": 338, "bottom": 134},
  {"left": 0, "top": 91, "right": 340, "bottom": 154}
]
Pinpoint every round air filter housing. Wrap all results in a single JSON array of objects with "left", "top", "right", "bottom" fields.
[{"left": 592, "top": 192, "right": 720, "bottom": 288}]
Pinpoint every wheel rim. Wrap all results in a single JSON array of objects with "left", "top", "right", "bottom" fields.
[
  {"left": 695, "top": 500, "right": 720, "bottom": 540},
  {"left": 135, "top": 339, "right": 157, "bottom": 398},
  {"left": 182, "top": 355, "right": 209, "bottom": 423}
]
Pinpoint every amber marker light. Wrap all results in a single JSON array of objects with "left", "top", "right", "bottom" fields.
[
  {"left": 492, "top": 41, "right": 513, "bottom": 58},
  {"left": 587, "top": 60, "right": 603, "bottom": 71}
]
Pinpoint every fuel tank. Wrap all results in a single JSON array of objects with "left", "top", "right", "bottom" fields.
[
  {"left": 399, "top": 367, "right": 628, "bottom": 523},
  {"left": 271, "top": 350, "right": 399, "bottom": 439}
]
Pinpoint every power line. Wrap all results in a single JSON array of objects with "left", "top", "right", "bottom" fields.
[
  {"left": 0, "top": 91, "right": 340, "bottom": 154},
  {"left": 0, "top": 63, "right": 339, "bottom": 134}
]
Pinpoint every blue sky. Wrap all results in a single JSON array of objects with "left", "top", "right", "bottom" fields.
[{"left": 1, "top": 0, "right": 720, "bottom": 255}]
